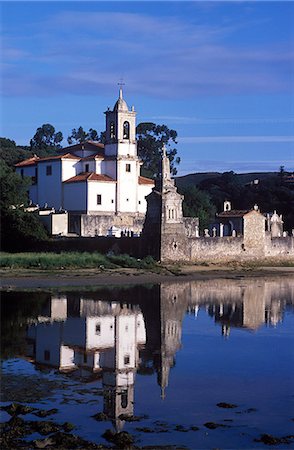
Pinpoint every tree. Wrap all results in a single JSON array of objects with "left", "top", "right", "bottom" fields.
[
  {"left": 0, "top": 160, "right": 48, "bottom": 250},
  {"left": 30, "top": 124, "right": 63, "bottom": 153},
  {"left": 0, "top": 160, "right": 30, "bottom": 211},
  {"left": 136, "top": 122, "right": 180, "bottom": 178},
  {"left": 67, "top": 127, "right": 98, "bottom": 145},
  {"left": 178, "top": 184, "right": 216, "bottom": 229},
  {"left": 0, "top": 138, "right": 32, "bottom": 168}
]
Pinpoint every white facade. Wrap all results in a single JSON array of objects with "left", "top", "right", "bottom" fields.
[{"left": 15, "top": 90, "right": 154, "bottom": 227}]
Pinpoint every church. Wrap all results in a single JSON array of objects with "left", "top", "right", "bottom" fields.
[{"left": 15, "top": 89, "right": 155, "bottom": 236}]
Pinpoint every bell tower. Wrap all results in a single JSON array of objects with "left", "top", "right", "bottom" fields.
[
  {"left": 104, "top": 87, "right": 137, "bottom": 157},
  {"left": 103, "top": 88, "right": 140, "bottom": 213}
]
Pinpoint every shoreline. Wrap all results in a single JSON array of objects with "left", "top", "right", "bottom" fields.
[{"left": 1, "top": 265, "right": 293, "bottom": 290}]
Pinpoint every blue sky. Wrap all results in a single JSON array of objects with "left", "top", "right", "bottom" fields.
[{"left": 1, "top": 1, "right": 294, "bottom": 175}]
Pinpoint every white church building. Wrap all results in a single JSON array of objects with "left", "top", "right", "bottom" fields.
[{"left": 15, "top": 89, "right": 154, "bottom": 236}]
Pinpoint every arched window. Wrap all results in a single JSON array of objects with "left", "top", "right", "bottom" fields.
[
  {"left": 110, "top": 122, "right": 115, "bottom": 139},
  {"left": 121, "top": 390, "right": 128, "bottom": 409},
  {"left": 123, "top": 121, "right": 130, "bottom": 139}
]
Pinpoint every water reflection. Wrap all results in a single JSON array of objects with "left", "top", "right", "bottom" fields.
[{"left": 18, "top": 278, "right": 294, "bottom": 433}]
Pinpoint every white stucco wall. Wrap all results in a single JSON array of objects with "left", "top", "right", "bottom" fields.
[
  {"left": 16, "top": 165, "right": 37, "bottom": 178},
  {"left": 51, "top": 213, "right": 68, "bottom": 235},
  {"left": 38, "top": 160, "right": 62, "bottom": 209},
  {"left": 138, "top": 183, "right": 153, "bottom": 213},
  {"left": 86, "top": 316, "right": 115, "bottom": 349},
  {"left": 117, "top": 159, "right": 139, "bottom": 213},
  {"left": 95, "top": 160, "right": 103, "bottom": 175},
  {"left": 87, "top": 181, "right": 116, "bottom": 213},
  {"left": 35, "top": 322, "right": 63, "bottom": 366},
  {"left": 16, "top": 165, "right": 38, "bottom": 204},
  {"left": 116, "top": 315, "right": 137, "bottom": 370},
  {"left": 102, "top": 160, "right": 117, "bottom": 179},
  {"left": 63, "top": 182, "right": 87, "bottom": 212},
  {"left": 62, "top": 159, "right": 80, "bottom": 181},
  {"left": 136, "top": 313, "right": 146, "bottom": 344},
  {"left": 60, "top": 345, "right": 75, "bottom": 369},
  {"left": 29, "top": 185, "right": 38, "bottom": 205},
  {"left": 63, "top": 318, "right": 86, "bottom": 347}
]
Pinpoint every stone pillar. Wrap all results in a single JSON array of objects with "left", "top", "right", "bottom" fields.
[
  {"left": 219, "top": 223, "right": 224, "bottom": 238},
  {"left": 243, "top": 209, "right": 266, "bottom": 256},
  {"left": 195, "top": 225, "right": 199, "bottom": 238}
]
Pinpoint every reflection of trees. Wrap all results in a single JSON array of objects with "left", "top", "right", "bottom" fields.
[{"left": 1, "top": 292, "right": 49, "bottom": 359}]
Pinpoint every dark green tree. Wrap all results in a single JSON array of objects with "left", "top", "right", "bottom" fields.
[
  {"left": 0, "top": 138, "right": 32, "bottom": 168},
  {"left": 30, "top": 124, "right": 63, "bottom": 152},
  {"left": 67, "top": 127, "right": 98, "bottom": 145},
  {"left": 178, "top": 184, "right": 216, "bottom": 230},
  {"left": 0, "top": 160, "right": 48, "bottom": 250},
  {"left": 136, "top": 122, "right": 180, "bottom": 178},
  {"left": 0, "top": 160, "right": 30, "bottom": 211}
]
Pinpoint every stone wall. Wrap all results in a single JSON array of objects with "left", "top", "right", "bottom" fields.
[
  {"left": 68, "top": 213, "right": 146, "bottom": 237},
  {"left": 160, "top": 233, "right": 294, "bottom": 263},
  {"left": 266, "top": 235, "right": 294, "bottom": 256},
  {"left": 190, "top": 237, "right": 244, "bottom": 260}
]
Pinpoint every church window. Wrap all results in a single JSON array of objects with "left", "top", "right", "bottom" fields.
[
  {"left": 121, "top": 390, "right": 128, "bottom": 409},
  {"left": 44, "top": 350, "right": 50, "bottom": 361},
  {"left": 96, "top": 323, "right": 101, "bottom": 335},
  {"left": 110, "top": 121, "right": 115, "bottom": 139},
  {"left": 126, "top": 163, "right": 131, "bottom": 172},
  {"left": 138, "top": 200, "right": 141, "bottom": 205},
  {"left": 124, "top": 355, "right": 130, "bottom": 365},
  {"left": 85, "top": 164, "right": 89, "bottom": 172},
  {"left": 111, "top": 199, "right": 114, "bottom": 203},
  {"left": 123, "top": 121, "right": 130, "bottom": 139},
  {"left": 46, "top": 165, "right": 52, "bottom": 176},
  {"left": 97, "top": 195, "right": 102, "bottom": 205}
]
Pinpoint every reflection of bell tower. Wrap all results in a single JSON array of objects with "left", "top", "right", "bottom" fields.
[
  {"left": 104, "top": 88, "right": 140, "bottom": 213},
  {"left": 156, "top": 283, "right": 189, "bottom": 399},
  {"left": 102, "top": 307, "right": 144, "bottom": 431}
]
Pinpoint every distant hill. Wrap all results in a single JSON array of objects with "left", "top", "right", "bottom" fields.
[{"left": 175, "top": 172, "right": 278, "bottom": 189}]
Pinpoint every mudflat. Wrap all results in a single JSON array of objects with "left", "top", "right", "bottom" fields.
[{"left": 1, "top": 265, "right": 293, "bottom": 289}]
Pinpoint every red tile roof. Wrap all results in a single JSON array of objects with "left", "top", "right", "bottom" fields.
[
  {"left": 81, "top": 155, "right": 104, "bottom": 161},
  {"left": 63, "top": 172, "right": 115, "bottom": 184},
  {"left": 138, "top": 176, "right": 154, "bottom": 185},
  {"left": 58, "top": 141, "right": 104, "bottom": 154},
  {"left": 37, "top": 153, "right": 80, "bottom": 162},
  {"left": 15, "top": 156, "right": 39, "bottom": 167}
]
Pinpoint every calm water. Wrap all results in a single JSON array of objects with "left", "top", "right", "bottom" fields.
[{"left": 1, "top": 277, "right": 294, "bottom": 449}]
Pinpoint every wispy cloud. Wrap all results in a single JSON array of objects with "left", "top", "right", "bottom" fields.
[
  {"left": 2, "top": 7, "right": 293, "bottom": 97},
  {"left": 179, "top": 135, "right": 294, "bottom": 144},
  {"left": 152, "top": 116, "right": 294, "bottom": 125},
  {"left": 178, "top": 159, "right": 294, "bottom": 175}
]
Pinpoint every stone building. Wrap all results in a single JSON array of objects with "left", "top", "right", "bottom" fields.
[
  {"left": 142, "top": 145, "right": 199, "bottom": 259},
  {"left": 142, "top": 150, "right": 294, "bottom": 262}
]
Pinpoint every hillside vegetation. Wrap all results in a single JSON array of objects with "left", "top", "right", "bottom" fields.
[{"left": 176, "top": 170, "right": 294, "bottom": 232}]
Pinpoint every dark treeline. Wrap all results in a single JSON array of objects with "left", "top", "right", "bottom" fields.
[{"left": 176, "top": 169, "right": 294, "bottom": 232}]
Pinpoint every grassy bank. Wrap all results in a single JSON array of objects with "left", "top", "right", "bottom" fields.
[{"left": 0, "top": 252, "right": 158, "bottom": 271}]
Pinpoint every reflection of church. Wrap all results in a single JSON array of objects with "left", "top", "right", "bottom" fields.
[
  {"left": 26, "top": 297, "right": 146, "bottom": 431},
  {"left": 25, "top": 279, "right": 289, "bottom": 430}
]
